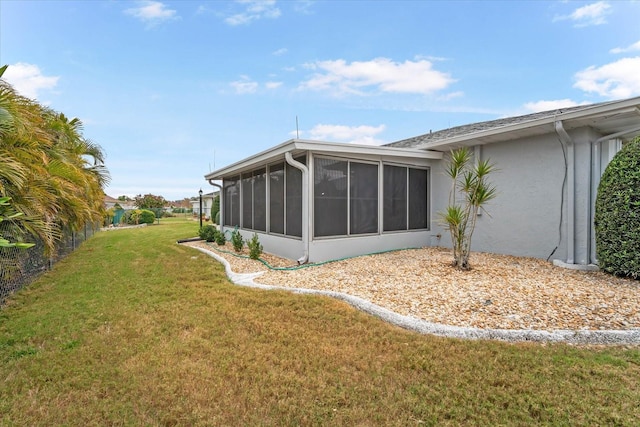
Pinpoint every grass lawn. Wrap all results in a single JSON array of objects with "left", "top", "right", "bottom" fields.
[{"left": 1, "top": 217, "right": 639, "bottom": 426}]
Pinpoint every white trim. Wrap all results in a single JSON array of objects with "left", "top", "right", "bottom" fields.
[{"left": 205, "top": 139, "right": 442, "bottom": 180}]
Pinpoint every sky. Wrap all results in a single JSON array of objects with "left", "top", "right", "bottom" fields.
[{"left": 1, "top": 0, "right": 639, "bottom": 201}]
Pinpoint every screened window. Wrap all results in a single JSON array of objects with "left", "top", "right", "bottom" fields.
[
  {"left": 223, "top": 176, "right": 240, "bottom": 227},
  {"left": 285, "top": 156, "right": 305, "bottom": 237},
  {"left": 224, "top": 156, "right": 305, "bottom": 237},
  {"left": 409, "top": 168, "right": 428, "bottom": 229},
  {"left": 269, "top": 163, "right": 285, "bottom": 234},
  {"left": 383, "top": 165, "right": 428, "bottom": 232},
  {"left": 314, "top": 158, "right": 379, "bottom": 237},
  {"left": 383, "top": 165, "right": 407, "bottom": 231},
  {"left": 350, "top": 162, "right": 378, "bottom": 234},
  {"left": 253, "top": 168, "right": 266, "bottom": 231},
  {"left": 314, "top": 158, "right": 348, "bottom": 237},
  {"left": 240, "top": 168, "right": 266, "bottom": 231},
  {"left": 241, "top": 173, "right": 253, "bottom": 229}
]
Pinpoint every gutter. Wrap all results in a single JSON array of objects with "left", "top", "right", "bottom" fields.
[
  {"left": 554, "top": 120, "right": 575, "bottom": 265},
  {"left": 285, "top": 152, "right": 309, "bottom": 264},
  {"left": 208, "top": 179, "right": 223, "bottom": 234}
]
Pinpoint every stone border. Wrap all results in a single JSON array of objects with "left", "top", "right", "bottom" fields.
[
  {"left": 101, "top": 224, "right": 148, "bottom": 231},
  {"left": 187, "top": 245, "right": 640, "bottom": 345}
]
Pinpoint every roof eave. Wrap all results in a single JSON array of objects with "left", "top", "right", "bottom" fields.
[
  {"left": 205, "top": 138, "right": 443, "bottom": 180},
  {"left": 418, "top": 96, "right": 640, "bottom": 150}
]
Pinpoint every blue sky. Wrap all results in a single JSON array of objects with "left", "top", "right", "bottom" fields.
[{"left": 2, "top": 0, "right": 639, "bottom": 201}]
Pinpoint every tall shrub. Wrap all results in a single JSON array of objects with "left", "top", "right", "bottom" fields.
[
  {"left": 440, "top": 147, "right": 497, "bottom": 270},
  {"left": 594, "top": 137, "right": 640, "bottom": 279}
]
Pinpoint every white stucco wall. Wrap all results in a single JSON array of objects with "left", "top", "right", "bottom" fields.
[
  {"left": 429, "top": 126, "right": 613, "bottom": 264},
  {"left": 308, "top": 231, "right": 435, "bottom": 263}
]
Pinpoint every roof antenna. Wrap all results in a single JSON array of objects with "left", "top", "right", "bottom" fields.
[{"left": 296, "top": 115, "right": 299, "bottom": 139}]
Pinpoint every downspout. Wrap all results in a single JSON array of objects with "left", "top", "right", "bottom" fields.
[
  {"left": 285, "top": 152, "right": 309, "bottom": 264},
  {"left": 589, "top": 140, "right": 599, "bottom": 264},
  {"left": 208, "top": 179, "right": 223, "bottom": 234},
  {"left": 554, "top": 120, "right": 575, "bottom": 264}
]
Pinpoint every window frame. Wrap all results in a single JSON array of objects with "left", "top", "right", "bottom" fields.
[
  {"left": 382, "top": 162, "right": 430, "bottom": 233},
  {"left": 312, "top": 155, "right": 380, "bottom": 239}
]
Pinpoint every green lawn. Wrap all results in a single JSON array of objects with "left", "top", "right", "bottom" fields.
[{"left": 1, "top": 217, "right": 639, "bottom": 426}]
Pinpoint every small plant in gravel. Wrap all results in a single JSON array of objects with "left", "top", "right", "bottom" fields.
[
  {"left": 199, "top": 224, "right": 217, "bottom": 242},
  {"left": 439, "top": 147, "right": 497, "bottom": 270},
  {"left": 247, "top": 233, "right": 263, "bottom": 260},
  {"left": 231, "top": 229, "right": 244, "bottom": 253},
  {"left": 595, "top": 136, "right": 640, "bottom": 279},
  {"left": 214, "top": 229, "right": 226, "bottom": 246}
]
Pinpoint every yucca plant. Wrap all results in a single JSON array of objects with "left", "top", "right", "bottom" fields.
[{"left": 440, "top": 147, "right": 497, "bottom": 270}]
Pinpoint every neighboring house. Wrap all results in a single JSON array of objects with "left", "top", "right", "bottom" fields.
[
  {"left": 191, "top": 191, "right": 219, "bottom": 219},
  {"left": 204, "top": 96, "right": 640, "bottom": 266},
  {"left": 104, "top": 195, "right": 136, "bottom": 210},
  {"left": 104, "top": 195, "right": 137, "bottom": 225}
]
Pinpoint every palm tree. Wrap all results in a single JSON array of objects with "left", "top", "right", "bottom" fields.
[{"left": 0, "top": 64, "right": 110, "bottom": 253}]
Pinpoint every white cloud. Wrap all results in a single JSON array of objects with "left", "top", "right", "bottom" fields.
[
  {"left": 299, "top": 57, "right": 455, "bottom": 96},
  {"left": 306, "top": 123, "right": 386, "bottom": 145},
  {"left": 522, "top": 99, "right": 589, "bottom": 113},
  {"left": 225, "top": 0, "right": 281, "bottom": 26},
  {"left": 230, "top": 75, "right": 259, "bottom": 94},
  {"left": 610, "top": 40, "right": 640, "bottom": 54},
  {"left": 272, "top": 47, "right": 288, "bottom": 56},
  {"left": 265, "top": 81, "right": 283, "bottom": 89},
  {"left": 293, "top": 0, "right": 315, "bottom": 14},
  {"left": 124, "top": 1, "right": 177, "bottom": 27},
  {"left": 574, "top": 56, "right": 640, "bottom": 98},
  {"left": 553, "top": 1, "right": 611, "bottom": 27},
  {"left": 437, "top": 91, "right": 464, "bottom": 101},
  {"left": 2, "top": 62, "right": 59, "bottom": 100}
]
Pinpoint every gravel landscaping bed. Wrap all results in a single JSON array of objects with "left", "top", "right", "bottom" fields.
[{"left": 185, "top": 241, "right": 640, "bottom": 333}]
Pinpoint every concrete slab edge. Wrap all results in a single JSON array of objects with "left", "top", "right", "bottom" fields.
[{"left": 187, "top": 245, "right": 640, "bottom": 345}]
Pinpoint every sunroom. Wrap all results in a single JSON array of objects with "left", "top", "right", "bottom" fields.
[{"left": 205, "top": 139, "right": 443, "bottom": 263}]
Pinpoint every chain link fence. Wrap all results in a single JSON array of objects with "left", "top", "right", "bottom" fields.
[{"left": 0, "top": 223, "right": 99, "bottom": 305}]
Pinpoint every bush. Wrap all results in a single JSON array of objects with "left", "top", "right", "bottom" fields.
[
  {"left": 215, "top": 229, "right": 226, "bottom": 246},
  {"left": 594, "top": 137, "right": 640, "bottom": 279},
  {"left": 214, "top": 210, "right": 220, "bottom": 225},
  {"left": 139, "top": 209, "right": 156, "bottom": 224},
  {"left": 231, "top": 229, "right": 244, "bottom": 253},
  {"left": 199, "top": 225, "right": 217, "bottom": 242},
  {"left": 247, "top": 233, "right": 263, "bottom": 260},
  {"left": 122, "top": 209, "right": 141, "bottom": 225}
]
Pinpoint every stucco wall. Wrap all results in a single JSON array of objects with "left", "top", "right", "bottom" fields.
[
  {"left": 429, "top": 126, "right": 611, "bottom": 264},
  {"left": 308, "top": 230, "right": 435, "bottom": 263},
  {"left": 429, "top": 133, "right": 569, "bottom": 261}
]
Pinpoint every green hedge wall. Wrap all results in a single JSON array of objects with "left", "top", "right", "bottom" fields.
[{"left": 594, "top": 137, "right": 640, "bottom": 279}]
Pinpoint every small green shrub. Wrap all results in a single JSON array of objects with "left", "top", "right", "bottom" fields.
[
  {"left": 231, "top": 229, "right": 244, "bottom": 253},
  {"left": 199, "top": 225, "right": 217, "bottom": 242},
  {"left": 215, "top": 229, "right": 226, "bottom": 246},
  {"left": 594, "top": 136, "right": 640, "bottom": 279},
  {"left": 247, "top": 233, "right": 263, "bottom": 260},
  {"left": 139, "top": 209, "right": 156, "bottom": 224},
  {"left": 214, "top": 211, "right": 220, "bottom": 225},
  {"left": 123, "top": 209, "right": 141, "bottom": 225}
]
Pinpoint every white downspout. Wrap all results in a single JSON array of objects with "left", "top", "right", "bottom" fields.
[
  {"left": 589, "top": 141, "right": 599, "bottom": 264},
  {"left": 554, "top": 120, "right": 575, "bottom": 264},
  {"left": 285, "top": 152, "right": 309, "bottom": 264},
  {"left": 208, "top": 179, "right": 223, "bottom": 234}
]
